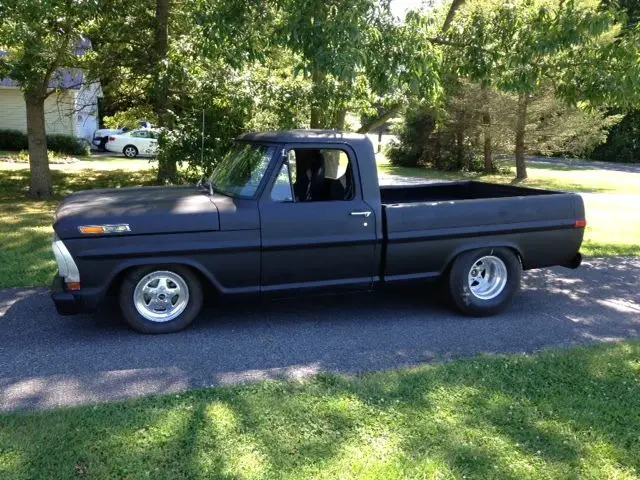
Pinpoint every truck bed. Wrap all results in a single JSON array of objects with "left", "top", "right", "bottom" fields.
[
  {"left": 380, "top": 181, "right": 557, "bottom": 204},
  {"left": 379, "top": 181, "right": 585, "bottom": 280}
]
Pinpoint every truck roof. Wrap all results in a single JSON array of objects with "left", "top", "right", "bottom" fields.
[{"left": 238, "top": 129, "right": 370, "bottom": 145}]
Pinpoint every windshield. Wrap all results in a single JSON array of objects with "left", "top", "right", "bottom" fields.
[{"left": 208, "top": 144, "right": 276, "bottom": 199}]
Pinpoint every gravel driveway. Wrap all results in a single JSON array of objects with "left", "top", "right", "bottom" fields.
[{"left": 1, "top": 257, "right": 638, "bottom": 412}]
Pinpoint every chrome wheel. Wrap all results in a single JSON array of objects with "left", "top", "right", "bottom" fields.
[
  {"left": 123, "top": 146, "right": 137, "bottom": 158},
  {"left": 467, "top": 255, "right": 508, "bottom": 300},
  {"left": 133, "top": 271, "right": 189, "bottom": 322}
]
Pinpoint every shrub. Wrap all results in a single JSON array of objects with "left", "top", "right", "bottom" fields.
[
  {"left": 0, "top": 130, "right": 88, "bottom": 156},
  {"left": 590, "top": 110, "right": 640, "bottom": 163},
  {"left": 46, "top": 134, "right": 89, "bottom": 156},
  {"left": 0, "top": 129, "right": 29, "bottom": 150},
  {"left": 387, "top": 107, "right": 438, "bottom": 168}
]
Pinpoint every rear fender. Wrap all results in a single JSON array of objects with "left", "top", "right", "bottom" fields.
[{"left": 442, "top": 242, "right": 524, "bottom": 275}]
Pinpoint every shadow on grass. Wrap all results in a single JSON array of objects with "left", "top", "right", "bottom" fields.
[
  {"left": 0, "top": 168, "right": 157, "bottom": 202},
  {"left": 0, "top": 168, "right": 157, "bottom": 288},
  {"left": 1, "top": 343, "right": 639, "bottom": 478}
]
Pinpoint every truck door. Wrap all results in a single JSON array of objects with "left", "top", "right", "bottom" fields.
[{"left": 258, "top": 144, "right": 378, "bottom": 291}]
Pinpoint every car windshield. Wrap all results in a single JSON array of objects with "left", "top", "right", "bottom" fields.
[{"left": 208, "top": 144, "right": 275, "bottom": 199}]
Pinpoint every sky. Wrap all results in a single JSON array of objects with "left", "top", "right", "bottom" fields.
[{"left": 390, "top": 0, "right": 444, "bottom": 20}]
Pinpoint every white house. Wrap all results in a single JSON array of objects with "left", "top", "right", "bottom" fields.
[{"left": 0, "top": 59, "right": 102, "bottom": 143}]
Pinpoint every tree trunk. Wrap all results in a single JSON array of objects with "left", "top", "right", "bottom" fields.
[
  {"left": 332, "top": 108, "right": 347, "bottom": 131},
  {"left": 456, "top": 129, "right": 467, "bottom": 170},
  {"left": 515, "top": 93, "right": 528, "bottom": 181},
  {"left": 310, "top": 65, "right": 326, "bottom": 129},
  {"left": 25, "top": 93, "right": 53, "bottom": 199},
  {"left": 482, "top": 89, "right": 493, "bottom": 174},
  {"left": 154, "top": 0, "right": 177, "bottom": 183}
]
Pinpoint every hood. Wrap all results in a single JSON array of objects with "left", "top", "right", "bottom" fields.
[{"left": 54, "top": 186, "right": 219, "bottom": 239}]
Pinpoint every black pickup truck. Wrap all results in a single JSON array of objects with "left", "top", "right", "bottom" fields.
[{"left": 51, "top": 130, "right": 585, "bottom": 333}]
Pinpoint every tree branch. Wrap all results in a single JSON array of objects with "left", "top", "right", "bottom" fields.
[
  {"left": 441, "top": 0, "right": 466, "bottom": 34},
  {"left": 357, "top": 103, "right": 403, "bottom": 134}
]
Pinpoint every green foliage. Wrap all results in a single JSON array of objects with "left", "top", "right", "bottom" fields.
[
  {"left": 0, "top": 0, "right": 98, "bottom": 96},
  {"left": 447, "top": 0, "right": 640, "bottom": 106},
  {"left": 46, "top": 135, "right": 89, "bottom": 156},
  {"left": 0, "top": 130, "right": 88, "bottom": 156},
  {"left": 590, "top": 110, "right": 640, "bottom": 163},
  {"left": 387, "top": 106, "right": 438, "bottom": 168},
  {"left": 526, "top": 92, "right": 623, "bottom": 158},
  {"left": 155, "top": 75, "right": 255, "bottom": 180},
  {"left": 388, "top": 78, "right": 619, "bottom": 172},
  {"left": 103, "top": 107, "right": 157, "bottom": 130}
]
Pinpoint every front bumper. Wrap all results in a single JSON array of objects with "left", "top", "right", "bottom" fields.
[{"left": 50, "top": 275, "right": 102, "bottom": 316}]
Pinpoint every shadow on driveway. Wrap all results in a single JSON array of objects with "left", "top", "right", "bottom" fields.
[{"left": 0, "top": 257, "right": 638, "bottom": 411}]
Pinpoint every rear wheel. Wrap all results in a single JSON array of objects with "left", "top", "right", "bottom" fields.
[
  {"left": 448, "top": 248, "right": 521, "bottom": 316},
  {"left": 119, "top": 266, "right": 203, "bottom": 333},
  {"left": 123, "top": 145, "right": 138, "bottom": 158}
]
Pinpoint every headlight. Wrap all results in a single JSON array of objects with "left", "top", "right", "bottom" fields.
[{"left": 52, "top": 237, "right": 80, "bottom": 283}]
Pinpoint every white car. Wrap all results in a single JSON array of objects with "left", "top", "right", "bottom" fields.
[
  {"left": 92, "top": 121, "right": 153, "bottom": 150},
  {"left": 105, "top": 129, "right": 160, "bottom": 158}
]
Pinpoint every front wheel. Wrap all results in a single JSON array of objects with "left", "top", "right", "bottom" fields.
[
  {"left": 448, "top": 248, "right": 521, "bottom": 316},
  {"left": 119, "top": 266, "right": 203, "bottom": 333},
  {"left": 123, "top": 145, "right": 138, "bottom": 158}
]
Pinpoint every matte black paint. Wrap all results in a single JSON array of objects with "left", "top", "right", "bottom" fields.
[{"left": 51, "top": 130, "right": 585, "bottom": 314}]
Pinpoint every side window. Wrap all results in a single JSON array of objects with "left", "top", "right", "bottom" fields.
[
  {"left": 270, "top": 160, "right": 294, "bottom": 202},
  {"left": 290, "top": 148, "right": 355, "bottom": 202}
]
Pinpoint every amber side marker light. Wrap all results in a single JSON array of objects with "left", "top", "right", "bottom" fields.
[
  {"left": 78, "top": 224, "right": 131, "bottom": 235},
  {"left": 575, "top": 220, "right": 587, "bottom": 228},
  {"left": 66, "top": 282, "right": 81, "bottom": 291}
]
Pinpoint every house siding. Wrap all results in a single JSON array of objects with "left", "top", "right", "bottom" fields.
[{"left": 0, "top": 88, "right": 77, "bottom": 136}]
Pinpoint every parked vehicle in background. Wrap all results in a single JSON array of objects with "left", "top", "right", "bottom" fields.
[
  {"left": 51, "top": 130, "right": 586, "bottom": 334},
  {"left": 92, "top": 120, "right": 153, "bottom": 151},
  {"left": 105, "top": 128, "right": 159, "bottom": 158}
]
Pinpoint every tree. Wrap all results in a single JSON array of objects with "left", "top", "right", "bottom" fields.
[
  {"left": 388, "top": 79, "right": 620, "bottom": 171},
  {"left": 0, "top": 0, "right": 98, "bottom": 198},
  {"left": 153, "top": 0, "right": 175, "bottom": 182},
  {"left": 277, "top": 0, "right": 446, "bottom": 132},
  {"left": 447, "top": 0, "right": 640, "bottom": 180}
]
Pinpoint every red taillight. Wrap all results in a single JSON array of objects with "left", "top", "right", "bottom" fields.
[
  {"left": 575, "top": 220, "right": 587, "bottom": 228},
  {"left": 108, "top": 136, "right": 116, "bottom": 141}
]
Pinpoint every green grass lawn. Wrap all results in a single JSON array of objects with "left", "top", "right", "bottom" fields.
[
  {"left": 378, "top": 159, "right": 640, "bottom": 257},
  {"left": 377, "top": 157, "right": 640, "bottom": 194},
  {"left": 1, "top": 342, "right": 639, "bottom": 479},
  {"left": 0, "top": 166, "right": 156, "bottom": 288}
]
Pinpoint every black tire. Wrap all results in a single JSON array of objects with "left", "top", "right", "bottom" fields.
[
  {"left": 119, "top": 265, "right": 203, "bottom": 333},
  {"left": 448, "top": 248, "right": 521, "bottom": 317},
  {"left": 123, "top": 145, "right": 138, "bottom": 158}
]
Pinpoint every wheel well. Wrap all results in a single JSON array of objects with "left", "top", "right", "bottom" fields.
[
  {"left": 445, "top": 246, "right": 523, "bottom": 275},
  {"left": 106, "top": 263, "right": 218, "bottom": 297}
]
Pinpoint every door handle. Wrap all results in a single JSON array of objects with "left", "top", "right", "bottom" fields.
[{"left": 350, "top": 211, "right": 371, "bottom": 217}]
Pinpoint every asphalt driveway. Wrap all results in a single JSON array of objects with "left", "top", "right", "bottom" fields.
[{"left": 1, "top": 257, "right": 638, "bottom": 412}]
